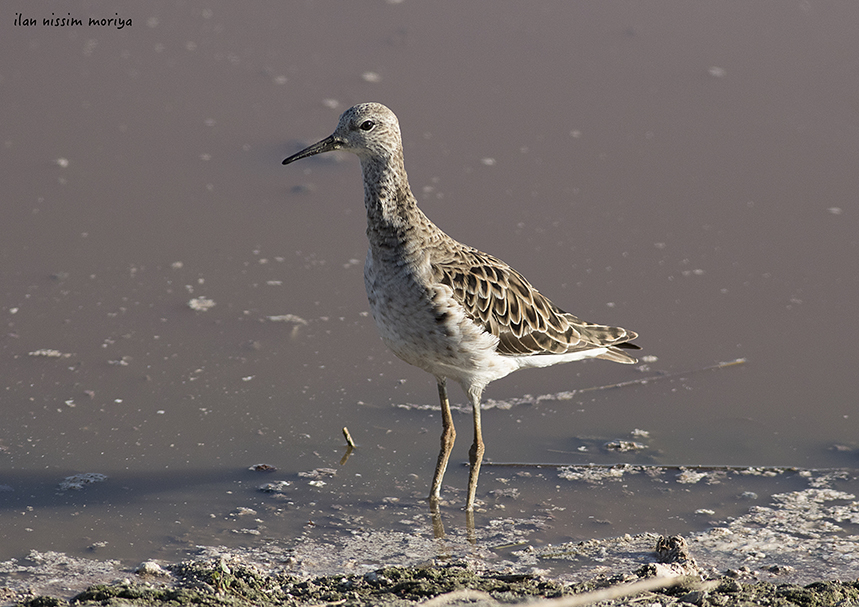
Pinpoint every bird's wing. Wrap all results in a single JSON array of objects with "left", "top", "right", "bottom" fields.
[{"left": 432, "top": 246, "right": 638, "bottom": 360}]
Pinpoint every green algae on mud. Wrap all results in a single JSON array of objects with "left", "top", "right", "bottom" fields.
[
  {"left": 14, "top": 560, "right": 859, "bottom": 607},
  {"left": 17, "top": 562, "right": 572, "bottom": 607}
]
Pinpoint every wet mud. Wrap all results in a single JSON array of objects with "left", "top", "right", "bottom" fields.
[
  {"left": 4, "top": 544, "right": 858, "bottom": 607},
  {"left": 3, "top": 467, "right": 857, "bottom": 605}
]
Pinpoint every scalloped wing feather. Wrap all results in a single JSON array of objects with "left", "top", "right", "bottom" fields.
[{"left": 433, "top": 246, "right": 638, "bottom": 362}]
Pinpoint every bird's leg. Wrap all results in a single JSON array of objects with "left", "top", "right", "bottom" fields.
[
  {"left": 465, "top": 509, "right": 476, "bottom": 544},
  {"left": 429, "top": 496, "right": 445, "bottom": 539},
  {"left": 465, "top": 386, "right": 485, "bottom": 513},
  {"left": 429, "top": 378, "right": 455, "bottom": 502}
]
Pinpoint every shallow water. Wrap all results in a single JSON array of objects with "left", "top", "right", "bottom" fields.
[{"left": 2, "top": 1, "right": 858, "bottom": 568}]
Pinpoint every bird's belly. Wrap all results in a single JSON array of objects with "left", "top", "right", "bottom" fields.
[{"left": 364, "top": 259, "right": 516, "bottom": 385}]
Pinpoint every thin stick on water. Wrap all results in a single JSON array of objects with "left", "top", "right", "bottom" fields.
[
  {"left": 339, "top": 427, "right": 356, "bottom": 466},
  {"left": 342, "top": 426, "right": 356, "bottom": 449}
]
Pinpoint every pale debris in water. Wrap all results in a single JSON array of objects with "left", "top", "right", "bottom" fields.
[
  {"left": 298, "top": 468, "right": 337, "bottom": 479},
  {"left": 267, "top": 314, "right": 308, "bottom": 325},
  {"left": 29, "top": 349, "right": 73, "bottom": 358},
  {"left": 604, "top": 440, "right": 647, "bottom": 452},
  {"left": 248, "top": 463, "right": 277, "bottom": 472},
  {"left": 267, "top": 314, "right": 309, "bottom": 338},
  {"left": 558, "top": 465, "right": 633, "bottom": 483},
  {"left": 676, "top": 469, "right": 711, "bottom": 484},
  {"left": 258, "top": 480, "right": 291, "bottom": 493},
  {"left": 188, "top": 297, "right": 216, "bottom": 311}
]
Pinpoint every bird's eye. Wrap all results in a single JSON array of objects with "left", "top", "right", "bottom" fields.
[{"left": 359, "top": 120, "right": 375, "bottom": 131}]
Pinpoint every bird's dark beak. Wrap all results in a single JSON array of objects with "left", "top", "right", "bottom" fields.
[{"left": 282, "top": 134, "right": 341, "bottom": 165}]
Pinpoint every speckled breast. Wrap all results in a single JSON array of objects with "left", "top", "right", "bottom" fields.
[{"left": 362, "top": 250, "right": 498, "bottom": 381}]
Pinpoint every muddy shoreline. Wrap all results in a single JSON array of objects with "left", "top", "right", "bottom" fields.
[
  {"left": 3, "top": 537, "right": 858, "bottom": 607},
  {"left": 3, "top": 469, "right": 858, "bottom": 605}
]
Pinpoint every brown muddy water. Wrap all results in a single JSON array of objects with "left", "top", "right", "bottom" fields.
[{"left": 2, "top": 0, "right": 858, "bottom": 573}]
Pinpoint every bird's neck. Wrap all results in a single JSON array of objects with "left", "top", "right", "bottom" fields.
[{"left": 360, "top": 153, "right": 440, "bottom": 260}]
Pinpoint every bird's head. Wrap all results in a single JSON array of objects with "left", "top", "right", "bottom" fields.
[{"left": 282, "top": 102, "right": 402, "bottom": 166}]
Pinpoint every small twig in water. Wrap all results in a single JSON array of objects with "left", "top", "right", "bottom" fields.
[
  {"left": 339, "top": 427, "right": 356, "bottom": 466},
  {"left": 342, "top": 426, "right": 356, "bottom": 448}
]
